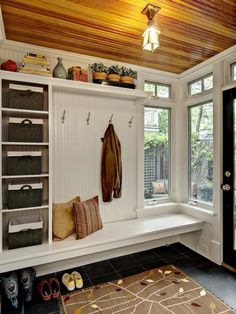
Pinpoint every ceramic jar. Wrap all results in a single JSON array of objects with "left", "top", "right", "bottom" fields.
[{"left": 53, "top": 57, "right": 67, "bottom": 79}]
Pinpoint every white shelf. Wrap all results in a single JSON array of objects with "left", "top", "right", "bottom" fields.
[
  {"left": 2, "top": 173, "right": 49, "bottom": 179},
  {"left": 0, "top": 70, "right": 152, "bottom": 103},
  {"left": 2, "top": 142, "right": 49, "bottom": 146},
  {"left": 1, "top": 108, "right": 49, "bottom": 117},
  {"left": 1, "top": 203, "right": 49, "bottom": 213}
]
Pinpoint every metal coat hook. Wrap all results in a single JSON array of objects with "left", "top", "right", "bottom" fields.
[
  {"left": 109, "top": 114, "right": 113, "bottom": 124},
  {"left": 87, "top": 112, "right": 91, "bottom": 125},
  {"left": 129, "top": 115, "right": 134, "bottom": 128},
  {"left": 62, "top": 110, "right": 66, "bottom": 124}
]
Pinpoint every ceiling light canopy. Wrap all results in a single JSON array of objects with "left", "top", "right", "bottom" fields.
[{"left": 141, "top": 3, "right": 161, "bottom": 52}]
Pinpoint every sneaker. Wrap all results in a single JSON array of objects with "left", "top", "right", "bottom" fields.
[
  {"left": 1, "top": 272, "right": 18, "bottom": 309},
  {"left": 21, "top": 268, "right": 36, "bottom": 302},
  {"left": 62, "top": 273, "right": 75, "bottom": 291},
  {"left": 71, "top": 271, "right": 83, "bottom": 289}
]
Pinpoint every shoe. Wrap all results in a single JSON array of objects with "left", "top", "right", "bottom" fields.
[
  {"left": 62, "top": 273, "right": 75, "bottom": 291},
  {"left": 21, "top": 268, "right": 36, "bottom": 302},
  {"left": 48, "top": 277, "right": 60, "bottom": 298},
  {"left": 37, "top": 279, "right": 51, "bottom": 301},
  {"left": 1, "top": 272, "right": 18, "bottom": 309},
  {"left": 71, "top": 271, "right": 83, "bottom": 289}
]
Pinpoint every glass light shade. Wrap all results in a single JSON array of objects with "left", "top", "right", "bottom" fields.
[{"left": 142, "top": 27, "right": 160, "bottom": 52}]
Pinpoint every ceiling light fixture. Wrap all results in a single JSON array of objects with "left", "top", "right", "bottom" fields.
[{"left": 141, "top": 3, "right": 161, "bottom": 52}]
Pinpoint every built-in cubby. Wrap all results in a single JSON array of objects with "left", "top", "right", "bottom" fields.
[{"left": 1, "top": 77, "right": 50, "bottom": 252}]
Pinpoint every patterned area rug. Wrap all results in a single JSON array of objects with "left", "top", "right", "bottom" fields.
[{"left": 60, "top": 265, "right": 236, "bottom": 314}]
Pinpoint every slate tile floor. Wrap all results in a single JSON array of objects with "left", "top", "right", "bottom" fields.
[{"left": 2, "top": 243, "right": 236, "bottom": 313}]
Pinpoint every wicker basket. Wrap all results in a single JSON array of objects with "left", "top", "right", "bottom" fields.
[
  {"left": 8, "top": 182, "right": 43, "bottom": 209},
  {"left": 8, "top": 214, "right": 43, "bottom": 249},
  {"left": 8, "top": 118, "right": 43, "bottom": 142},
  {"left": 7, "top": 151, "right": 42, "bottom": 175},
  {"left": 8, "top": 84, "right": 44, "bottom": 111}
]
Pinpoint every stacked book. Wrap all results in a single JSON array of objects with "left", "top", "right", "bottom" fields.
[{"left": 19, "top": 53, "right": 51, "bottom": 76}]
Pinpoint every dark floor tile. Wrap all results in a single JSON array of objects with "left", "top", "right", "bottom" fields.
[
  {"left": 118, "top": 266, "right": 145, "bottom": 278},
  {"left": 84, "top": 260, "right": 116, "bottom": 279},
  {"left": 131, "top": 249, "right": 160, "bottom": 266},
  {"left": 110, "top": 255, "right": 141, "bottom": 272},
  {"left": 165, "top": 253, "right": 199, "bottom": 271},
  {"left": 170, "top": 242, "right": 193, "bottom": 253},
  {"left": 25, "top": 298, "right": 59, "bottom": 314},
  {"left": 90, "top": 272, "right": 121, "bottom": 286},
  {"left": 183, "top": 250, "right": 211, "bottom": 265},
  {"left": 153, "top": 245, "right": 180, "bottom": 259},
  {"left": 142, "top": 259, "right": 167, "bottom": 271}
]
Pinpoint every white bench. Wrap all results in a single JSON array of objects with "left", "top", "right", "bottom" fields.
[{"left": 0, "top": 213, "right": 204, "bottom": 275}]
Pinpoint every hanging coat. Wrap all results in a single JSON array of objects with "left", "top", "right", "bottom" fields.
[{"left": 101, "top": 123, "right": 122, "bottom": 202}]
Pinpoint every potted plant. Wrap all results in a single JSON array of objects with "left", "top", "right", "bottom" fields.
[
  {"left": 120, "top": 67, "right": 137, "bottom": 84},
  {"left": 88, "top": 62, "right": 108, "bottom": 81},
  {"left": 107, "top": 65, "right": 122, "bottom": 82}
]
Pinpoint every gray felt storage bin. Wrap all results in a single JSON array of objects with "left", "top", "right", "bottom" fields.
[
  {"left": 8, "top": 84, "right": 44, "bottom": 111},
  {"left": 8, "top": 182, "right": 43, "bottom": 209},
  {"left": 7, "top": 151, "right": 42, "bottom": 175},
  {"left": 8, "top": 118, "right": 43, "bottom": 142},
  {"left": 8, "top": 214, "right": 43, "bottom": 249}
]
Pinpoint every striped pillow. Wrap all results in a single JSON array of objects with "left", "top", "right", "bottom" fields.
[{"left": 73, "top": 196, "right": 103, "bottom": 239}]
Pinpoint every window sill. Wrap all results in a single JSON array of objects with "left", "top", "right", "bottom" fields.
[
  {"left": 137, "top": 201, "right": 181, "bottom": 218},
  {"left": 181, "top": 203, "right": 215, "bottom": 224}
]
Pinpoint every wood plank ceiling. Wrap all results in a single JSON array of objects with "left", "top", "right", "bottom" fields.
[{"left": 0, "top": 0, "right": 236, "bottom": 74}]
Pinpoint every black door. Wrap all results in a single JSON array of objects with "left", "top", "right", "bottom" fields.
[{"left": 223, "top": 87, "right": 236, "bottom": 268}]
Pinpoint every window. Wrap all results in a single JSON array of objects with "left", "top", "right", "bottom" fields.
[
  {"left": 188, "top": 74, "right": 213, "bottom": 96},
  {"left": 231, "top": 63, "right": 236, "bottom": 80},
  {"left": 144, "top": 81, "right": 171, "bottom": 98},
  {"left": 144, "top": 107, "right": 170, "bottom": 200},
  {"left": 189, "top": 101, "right": 213, "bottom": 204}
]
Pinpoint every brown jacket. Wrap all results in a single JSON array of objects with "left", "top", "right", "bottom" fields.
[{"left": 101, "top": 124, "right": 122, "bottom": 202}]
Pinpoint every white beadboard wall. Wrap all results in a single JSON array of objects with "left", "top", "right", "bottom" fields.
[{"left": 53, "top": 89, "right": 138, "bottom": 223}]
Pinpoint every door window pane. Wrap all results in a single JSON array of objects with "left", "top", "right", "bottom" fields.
[
  {"left": 144, "top": 107, "right": 170, "bottom": 200},
  {"left": 189, "top": 102, "right": 213, "bottom": 204}
]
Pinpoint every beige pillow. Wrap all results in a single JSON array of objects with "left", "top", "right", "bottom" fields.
[
  {"left": 73, "top": 196, "right": 103, "bottom": 239},
  {"left": 152, "top": 181, "right": 167, "bottom": 194},
  {"left": 53, "top": 196, "right": 80, "bottom": 240}
]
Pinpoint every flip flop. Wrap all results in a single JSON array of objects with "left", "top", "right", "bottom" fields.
[
  {"left": 48, "top": 277, "right": 60, "bottom": 298},
  {"left": 37, "top": 279, "right": 51, "bottom": 301},
  {"left": 71, "top": 271, "right": 83, "bottom": 289},
  {"left": 62, "top": 273, "right": 75, "bottom": 291}
]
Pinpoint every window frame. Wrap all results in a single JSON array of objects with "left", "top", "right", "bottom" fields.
[
  {"left": 144, "top": 105, "right": 171, "bottom": 204},
  {"left": 144, "top": 81, "right": 171, "bottom": 99},
  {"left": 230, "top": 62, "right": 236, "bottom": 81},
  {"left": 188, "top": 100, "right": 214, "bottom": 207},
  {"left": 188, "top": 73, "right": 213, "bottom": 96}
]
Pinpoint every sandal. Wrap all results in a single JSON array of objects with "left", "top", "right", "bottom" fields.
[
  {"left": 37, "top": 279, "right": 51, "bottom": 301},
  {"left": 71, "top": 271, "right": 83, "bottom": 289},
  {"left": 48, "top": 277, "right": 60, "bottom": 298},
  {"left": 1, "top": 271, "right": 18, "bottom": 309},
  {"left": 62, "top": 273, "right": 75, "bottom": 291}
]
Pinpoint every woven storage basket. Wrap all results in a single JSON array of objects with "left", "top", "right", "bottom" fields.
[
  {"left": 7, "top": 151, "right": 42, "bottom": 175},
  {"left": 8, "top": 214, "right": 43, "bottom": 249},
  {"left": 8, "top": 118, "right": 43, "bottom": 142},
  {"left": 8, "top": 182, "right": 43, "bottom": 209},
  {"left": 8, "top": 84, "right": 44, "bottom": 111}
]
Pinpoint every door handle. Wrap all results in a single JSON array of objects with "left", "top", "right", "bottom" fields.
[{"left": 221, "top": 184, "right": 231, "bottom": 191}]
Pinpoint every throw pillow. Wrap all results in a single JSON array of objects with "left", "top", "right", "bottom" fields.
[
  {"left": 53, "top": 196, "right": 81, "bottom": 240},
  {"left": 152, "top": 180, "right": 167, "bottom": 194},
  {"left": 73, "top": 195, "right": 103, "bottom": 239}
]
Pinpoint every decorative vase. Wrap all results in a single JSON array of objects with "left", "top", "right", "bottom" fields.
[
  {"left": 120, "top": 76, "right": 134, "bottom": 84},
  {"left": 93, "top": 72, "right": 107, "bottom": 81},
  {"left": 53, "top": 57, "right": 67, "bottom": 79},
  {"left": 107, "top": 74, "right": 120, "bottom": 82}
]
